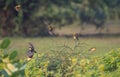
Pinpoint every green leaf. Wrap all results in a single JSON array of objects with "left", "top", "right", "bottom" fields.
[
  {"left": 0, "top": 38, "right": 11, "bottom": 49},
  {"left": 0, "top": 59, "right": 2, "bottom": 63},
  {"left": 0, "top": 63, "right": 4, "bottom": 70},
  {"left": 3, "top": 54, "right": 9, "bottom": 58},
  {"left": 9, "top": 51, "right": 17, "bottom": 60}
]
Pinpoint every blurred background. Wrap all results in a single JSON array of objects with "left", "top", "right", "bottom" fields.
[{"left": 0, "top": 0, "right": 120, "bottom": 37}]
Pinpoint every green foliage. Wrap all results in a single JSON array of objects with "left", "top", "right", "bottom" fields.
[
  {"left": 9, "top": 51, "right": 17, "bottom": 60},
  {"left": 0, "top": 38, "right": 120, "bottom": 77},
  {"left": 0, "top": 38, "right": 25, "bottom": 77},
  {"left": 102, "top": 50, "right": 120, "bottom": 72},
  {"left": 0, "top": 38, "right": 11, "bottom": 49},
  {"left": 25, "top": 41, "right": 120, "bottom": 77}
]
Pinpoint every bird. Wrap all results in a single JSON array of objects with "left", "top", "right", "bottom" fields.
[
  {"left": 48, "top": 26, "right": 54, "bottom": 35},
  {"left": 26, "top": 42, "right": 36, "bottom": 58},
  {"left": 15, "top": 4, "right": 21, "bottom": 12},
  {"left": 48, "top": 26, "right": 54, "bottom": 31},
  {"left": 89, "top": 47, "right": 96, "bottom": 52},
  {"left": 73, "top": 32, "right": 79, "bottom": 40}
]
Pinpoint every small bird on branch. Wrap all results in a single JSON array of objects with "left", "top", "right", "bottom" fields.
[
  {"left": 48, "top": 26, "right": 55, "bottom": 36},
  {"left": 73, "top": 32, "right": 79, "bottom": 41}
]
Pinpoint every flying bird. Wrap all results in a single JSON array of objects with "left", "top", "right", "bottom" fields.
[{"left": 89, "top": 47, "right": 96, "bottom": 52}]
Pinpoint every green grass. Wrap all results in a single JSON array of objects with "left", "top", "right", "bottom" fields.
[
  {"left": 1, "top": 37, "right": 119, "bottom": 59},
  {"left": 1, "top": 37, "right": 120, "bottom": 77}
]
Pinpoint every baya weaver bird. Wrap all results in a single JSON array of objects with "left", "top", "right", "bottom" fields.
[
  {"left": 26, "top": 42, "right": 36, "bottom": 58},
  {"left": 89, "top": 47, "right": 96, "bottom": 52},
  {"left": 15, "top": 4, "right": 21, "bottom": 11},
  {"left": 73, "top": 32, "right": 79, "bottom": 40},
  {"left": 48, "top": 26, "right": 54, "bottom": 35}
]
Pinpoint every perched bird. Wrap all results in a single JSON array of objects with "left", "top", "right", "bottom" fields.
[
  {"left": 48, "top": 26, "right": 54, "bottom": 35},
  {"left": 15, "top": 4, "right": 21, "bottom": 12},
  {"left": 48, "top": 26, "right": 53, "bottom": 32},
  {"left": 89, "top": 47, "right": 96, "bottom": 52},
  {"left": 73, "top": 32, "right": 79, "bottom": 40},
  {"left": 26, "top": 42, "right": 36, "bottom": 58}
]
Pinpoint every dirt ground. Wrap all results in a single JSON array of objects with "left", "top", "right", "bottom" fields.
[{"left": 55, "top": 22, "right": 120, "bottom": 37}]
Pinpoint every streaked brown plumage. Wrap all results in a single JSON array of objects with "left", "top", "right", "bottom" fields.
[{"left": 73, "top": 32, "right": 79, "bottom": 40}]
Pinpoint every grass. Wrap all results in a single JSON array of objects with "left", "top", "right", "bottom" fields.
[
  {"left": 1, "top": 36, "right": 119, "bottom": 59},
  {"left": 1, "top": 36, "right": 120, "bottom": 77},
  {"left": 1, "top": 25, "right": 120, "bottom": 77}
]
